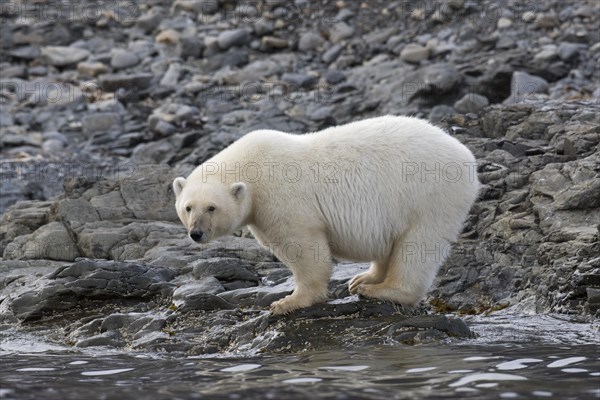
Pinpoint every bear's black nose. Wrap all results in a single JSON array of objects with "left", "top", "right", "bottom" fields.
[{"left": 190, "top": 230, "right": 204, "bottom": 242}]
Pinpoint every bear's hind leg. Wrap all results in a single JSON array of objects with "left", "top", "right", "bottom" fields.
[
  {"left": 348, "top": 261, "right": 387, "bottom": 294},
  {"left": 270, "top": 234, "right": 333, "bottom": 315},
  {"left": 356, "top": 228, "right": 446, "bottom": 306}
]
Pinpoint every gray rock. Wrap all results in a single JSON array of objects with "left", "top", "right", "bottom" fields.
[
  {"left": 402, "top": 63, "right": 462, "bottom": 103},
  {"left": 82, "top": 113, "right": 122, "bottom": 136},
  {"left": 324, "top": 70, "right": 346, "bottom": 84},
  {"left": 262, "top": 299, "right": 472, "bottom": 352},
  {"left": 98, "top": 73, "right": 154, "bottom": 92},
  {"left": 454, "top": 93, "right": 489, "bottom": 114},
  {"left": 0, "top": 131, "right": 42, "bottom": 147},
  {"left": 41, "top": 139, "right": 65, "bottom": 153},
  {"left": 588, "top": 288, "right": 600, "bottom": 314},
  {"left": 136, "top": 11, "right": 162, "bottom": 33},
  {"left": 298, "top": 32, "right": 324, "bottom": 52},
  {"left": 195, "top": 0, "right": 220, "bottom": 14},
  {"left": 153, "top": 120, "right": 177, "bottom": 136},
  {"left": 174, "top": 105, "right": 200, "bottom": 124},
  {"left": 0, "top": 110, "right": 14, "bottom": 127},
  {"left": 428, "top": 105, "right": 455, "bottom": 122},
  {"left": 309, "top": 106, "right": 335, "bottom": 121},
  {"left": 178, "top": 293, "right": 235, "bottom": 312},
  {"left": 508, "top": 71, "right": 549, "bottom": 103},
  {"left": 0, "top": 200, "right": 51, "bottom": 247},
  {"left": 554, "top": 179, "right": 600, "bottom": 210},
  {"left": 192, "top": 257, "right": 259, "bottom": 284},
  {"left": 76, "top": 331, "right": 126, "bottom": 348},
  {"left": 53, "top": 259, "right": 175, "bottom": 288},
  {"left": 202, "top": 36, "right": 220, "bottom": 57},
  {"left": 10, "top": 46, "right": 40, "bottom": 60},
  {"left": 178, "top": 34, "right": 204, "bottom": 59},
  {"left": 3, "top": 222, "right": 79, "bottom": 261},
  {"left": 476, "top": 63, "right": 514, "bottom": 103},
  {"left": 8, "top": 259, "right": 176, "bottom": 320},
  {"left": 260, "top": 36, "right": 288, "bottom": 50},
  {"left": 30, "top": 66, "right": 48, "bottom": 76},
  {"left": 497, "top": 17, "right": 513, "bottom": 29},
  {"left": 77, "top": 61, "right": 109, "bottom": 77},
  {"left": 75, "top": 222, "right": 183, "bottom": 260},
  {"left": 218, "top": 29, "right": 252, "bottom": 50},
  {"left": 128, "top": 316, "right": 167, "bottom": 335},
  {"left": 204, "top": 48, "right": 249, "bottom": 70},
  {"left": 173, "top": 0, "right": 209, "bottom": 13},
  {"left": 216, "top": 59, "right": 283, "bottom": 85},
  {"left": 334, "top": 8, "right": 355, "bottom": 21},
  {"left": 536, "top": 13, "right": 559, "bottom": 29},
  {"left": 329, "top": 22, "right": 354, "bottom": 43},
  {"left": 51, "top": 164, "right": 179, "bottom": 226},
  {"left": 364, "top": 27, "right": 397, "bottom": 47},
  {"left": 114, "top": 165, "right": 180, "bottom": 221},
  {"left": 131, "top": 140, "right": 177, "bottom": 164},
  {"left": 110, "top": 49, "right": 140, "bottom": 69},
  {"left": 447, "top": 0, "right": 464, "bottom": 8},
  {"left": 254, "top": 19, "right": 274, "bottom": 36},
  {"left": 420, "top": 64, "right": 462, "bottom": 90},
  {"left": 281, "top": 73, "right": 318, "bottom": 88},
  {"left": 1, "top": 65, "right": 27, "bottom": 78},
  {"left": 160, "top": 63, "right": 181, "bottom": 87},
  {"left": 322, "top": 44, "right": 343, "bottom": 63},
  {"left": 132, "top": 331, "right": 170, "bottom": 349},
  {"left": 100, "top": 313, "right": 140, "bottom": 331},
  {"left": 496, "top": 36, "right": 516, "bottom": 49},
  {"left": 69, "top": 312, "right": 170, "bottom": 349},
  {"left": 400, "top": 43, "right": 429, "bottom": 63},
  {"left": 557, "top": 42, "right": 581, "bottom": 61},
  {"left": 173, "top": 277, "right": 225, "bottom": 305},
  {"left": 390, "top": 315, "right": 473, "bottom": 338},
  {"left": 534, "top": 45, "right": 557, "bottom": 61},
  {"left": 41, "top": 46, "right": 90, "bottom": 67}
]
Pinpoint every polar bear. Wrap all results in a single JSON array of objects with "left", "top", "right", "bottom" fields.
[{"left": 173, "top": 115, "right": 479, "bottom": 315}]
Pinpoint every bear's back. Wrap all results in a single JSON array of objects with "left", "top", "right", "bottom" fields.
[
  {"left": 218, "top": 116, "right": 479, "bottom": 262},
  {"left": 302, "top": 116, "right": 479, "bottom": 259}
]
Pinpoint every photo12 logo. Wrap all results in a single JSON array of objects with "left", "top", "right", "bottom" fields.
[
  {"left": 0, "top": 80, "right": 142, "bottom": 105},
  {"left": 199, "top": 161, "right": 340, "bottom": 184},
  {"left": 0, "top": 161, "right": 138, "bottom": 183},
  {"left": 1, "top": 1, "right": 140, "bottom": 24}
]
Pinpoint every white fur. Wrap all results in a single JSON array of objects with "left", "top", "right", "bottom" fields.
[{"left": 174, "top": 116, "right": 480, "bottom": 314}]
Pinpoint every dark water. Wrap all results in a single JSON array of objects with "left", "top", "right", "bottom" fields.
[{"left": 1, "top": 315, "right": 599, "bottom": 400}]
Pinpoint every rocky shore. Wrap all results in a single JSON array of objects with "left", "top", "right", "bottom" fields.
[{"left": 0, "top": 0, "right": 598, "bottom": 354}]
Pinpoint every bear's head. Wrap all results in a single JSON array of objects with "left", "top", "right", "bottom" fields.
[{"left": 173, "top": 177, "right": 250, "bottom": 244}]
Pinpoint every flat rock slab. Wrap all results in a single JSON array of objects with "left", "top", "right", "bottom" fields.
[
  {"left": 63, "top": 296, "right": 472, "bottom": 355},
  {"left": 6, "top": 259, "right": 176, "bottom": 320},
  {"left": 264, "top": 308, "right": 473, "bottom": 352},
  {"left": 41, "top": 46, "right": 90, "bottom": 66}
]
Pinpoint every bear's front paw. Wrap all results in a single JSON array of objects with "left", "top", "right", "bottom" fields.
[{"left": 270, "top": 295, "right": 299, "bottom": 315}]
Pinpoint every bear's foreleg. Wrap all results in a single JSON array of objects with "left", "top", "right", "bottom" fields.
[{"left": 270, "top": 234, "right": 333, "bottom": 315}]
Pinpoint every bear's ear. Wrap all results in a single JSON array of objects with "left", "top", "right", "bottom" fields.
[
  {"left": 231, "top": 182, "right": 246, "bottom": 199},
  {"left": 173, "top": 177, "right": 186, "bottom": 197}
]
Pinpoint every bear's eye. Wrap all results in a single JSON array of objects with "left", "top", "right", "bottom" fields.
[
  {"left": 185, "top": 206, "right": 191, "bottom": 213},
  {"left": 207, "top": 206, "right": 216, "bottom": 213}
]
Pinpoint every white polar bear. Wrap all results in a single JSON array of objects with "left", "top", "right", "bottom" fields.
[{"left": 173, "top": 115, "right": 479, "bottom": 315}]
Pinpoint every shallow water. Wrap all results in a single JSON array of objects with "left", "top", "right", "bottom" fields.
[{"left": 1, "top": 315, "right": 599, "bottom": 400}]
